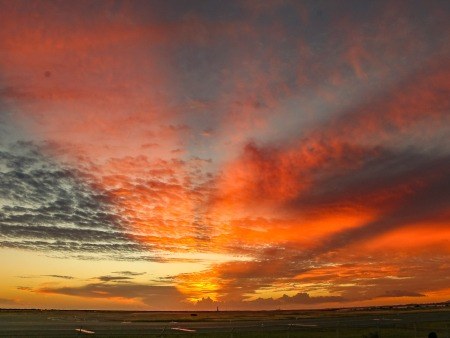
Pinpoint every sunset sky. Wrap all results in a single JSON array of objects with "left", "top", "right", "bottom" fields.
[{"left": 0, "top": 0, "right": 449, "bottom": 311}]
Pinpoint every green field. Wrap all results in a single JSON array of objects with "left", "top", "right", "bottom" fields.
[{"left": 1, "top": 305, "right": 449, "bottom": 337}]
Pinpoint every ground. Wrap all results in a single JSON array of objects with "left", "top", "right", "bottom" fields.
[{"left": 0, "top": 305, "right": 449, "bottom": 337}]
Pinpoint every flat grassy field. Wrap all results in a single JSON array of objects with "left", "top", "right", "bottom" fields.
[{"left": 1, "top": 305, "right": 449, "bottom": 337}]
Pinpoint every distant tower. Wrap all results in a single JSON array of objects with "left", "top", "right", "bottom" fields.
[{"left": 216, "top": 306, "right": 219, "bottom": 312}]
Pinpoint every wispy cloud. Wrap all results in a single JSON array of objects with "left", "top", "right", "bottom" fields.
[
  {"left": 112, "top": 271, "right": 146, "bottom": 276},
  {"left": 43, "top": 275, "right": 74, "bottom": 280},
  {"left": 96, "top": 275, "right": 133, "bottom": 283}
]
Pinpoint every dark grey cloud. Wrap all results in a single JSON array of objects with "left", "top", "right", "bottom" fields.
[
  {"left": 150, "top": 275, "right": 176, "bottom": 284},
  {"left": 43, "top": 275, "right": 74, "bottom": 280},
  {"left": 112, "top": 271, "right": 146, "bottom": 276},
  {"left": 96, "top": 275, "right": 133, "bottom": 282},
  {"left": 287, "top": 149, "right": 449, "bottom": 212},
  {"left": 16, "top": 274, "right": 74, "bottom": 280},
  {"left": 0, "top": 141, "right": 148, "bottom": 258}
]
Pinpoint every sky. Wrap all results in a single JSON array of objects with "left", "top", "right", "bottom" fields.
[{"left": 0, "top": 0, "right": 449, "bottom": 311}]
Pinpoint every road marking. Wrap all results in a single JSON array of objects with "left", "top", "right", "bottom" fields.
[
  {"left": 75, "top": 328, "right": 95, "bottom": 334},
  {"left": 171, "top": 327, "right": 197, "bottom": 332}
]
